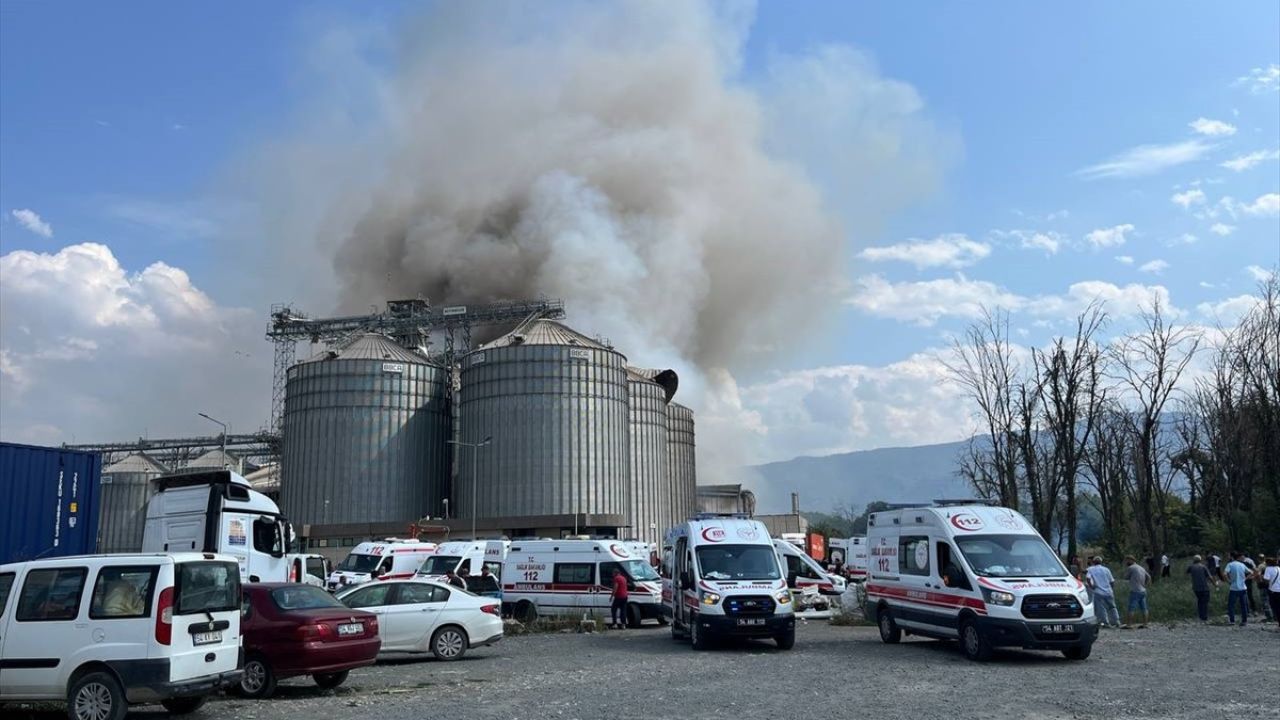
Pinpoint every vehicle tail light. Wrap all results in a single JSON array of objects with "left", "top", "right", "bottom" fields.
[
  {"left": 295, "top": 623, "right": 335, "bottom": 641},
  {"left": 155, "top": 587, "right": 174, "bottom": 645},
  {"left": 481, "top": 604, "right": 500, "bottom": 616},
  {"left": 367, "top": 616, "right": 379, "bottom": 633}
]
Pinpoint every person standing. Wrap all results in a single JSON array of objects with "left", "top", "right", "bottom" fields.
[
  {"left": 1257, "top": 556, "right": 1276, "bottom": 623},
  {"left": 1186, "top": 555, "right": 1215, "bottom": 623},
  {"left": 1161, "top": 553, "right": 1171, "bottom": 579},
  {"left": 1224, "top": 552, "right": 1250, "bottom": 627},
  {"left": 609, "top": 568, "right": 629, "bottom": 629},
  {"left": 1123, "top": 556, "right": 1150, "bottom": 628},
  {"left": 1241, "top": 553, "right": 1258, "bottom": 612},
  {"left": 1086, "top": 556, "right": 1120, "bottom": 628},
  {"left": 1261, "top": 553, "right": 1280, "bottom": 629},
  {"left": 444, "top": 569, "right": 466, "bottom": 589}
]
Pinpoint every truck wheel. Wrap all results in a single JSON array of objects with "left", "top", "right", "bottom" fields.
[
  {"left": 313, "top": 670, "right": 350, "bottom": 689},
  {"left": 515, "top": 600, "right": 537, "bottom": 623},
  {"left": 1062, "top": 645, "right": 1092, "bottom": 661},
  {"left": 68, "top": 671, "right": 127, "bottom": 720},
  {"left": 626, "top": 603, "right": 643, "bottom": 629},
  {"left": 235, "top": 656, "right": 277, "bottom": 699},
  {"left": 690, "top": 616, "right": 710, "bottom": 651},
  {"left": 160, "top": 696, "right": 208, "bottom": 714},
  {"left": 774, "top": 629, "right": 796, "bottom": 650},
  {"left": 960, "top": 619, "right": 993, "bottom": 662},
  {"left": 877, "top": 607, "right": 902, "bottom": 644}
]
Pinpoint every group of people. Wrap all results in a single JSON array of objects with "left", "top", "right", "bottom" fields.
[{"left": 1081, "top": 550, "right": 1280, "bottom": 629}]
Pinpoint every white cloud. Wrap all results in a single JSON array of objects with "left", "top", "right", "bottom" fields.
[
  {"left": 1085, "top": 223, "right": 1135, "bottom": 248},
  {"left": 1219, "top": 149, "right": 1280, "bottom": 172},
  {"left": 1171, "top": 189, "right": 1206, "bottom": 208},
  {"left": 1209, "top": 222, "right": 1236, "bottom": 236},
  {"left": 10, "top": 209, "right": 53, "bottom": 238},
  {"left": 1076, "top": 140, "right": 1212, "bottom": 179},
  {"left": 1238, "top": 193, "right": 1280, "bottom": 217},
  {"left": 1139, "top": 259, "right": 1169, "bottom": 274},
  {"left": 845, "top": 274, "right": 1024, "bottom": 325},
  {"left": 1115, "top": 255, "right": 1134, "bottom": 264},
  {"left": 106, "top": 199, "right": 219, "bottom": 239},
  {"left": 858, "top": 233, "right": 991, "bottom": 269},
  {"left": 1188, "top": 117, "right": 1236, "bottom": 136},
  {"left": 991, "top": 229, "right": 1064, "bottom": 255},
  {"left": 1169, "top": 233, "right": 1197, "bottom": 246},
  {"left": 1197, "top": 295, "right": 1260, "bottom": 323},
  {"left": 1199, "top": 281, "right": 1215, "bottom": 288},
  {"left": 1027, "top": 281, "right": 1178, "bottom": 320},
  {"left": 1246, "top": 265, "right": 1275, "bottom": 282},
  {"left": 1234, "top": 64, "right": 1280, "bottom": 94}
]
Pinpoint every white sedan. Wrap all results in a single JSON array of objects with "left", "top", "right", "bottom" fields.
[{"left": 335, "top": 579, "right": 503, "bottom": 661}]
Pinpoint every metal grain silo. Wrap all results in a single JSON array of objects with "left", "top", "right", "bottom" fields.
[
  {"left": 459, "top": 320, "right": 630, "bottom": 532},
  {"left": 667, "top": 402, "right": 697, "bottom": 526},
  {"left": 627, "top": 368, "right": 678, "bottom": 544},
  {"left": 97, "top": 453, "right": 167, "bottom": 553},
  {"left": 281, "top": 334, "right": 450, "bottom": 530}
]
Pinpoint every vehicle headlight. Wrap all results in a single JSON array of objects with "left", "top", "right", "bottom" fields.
[
  {"left": 775, "top": 589, "right": 792, "bottom": 604},
  {"left": 701, "top": 591, "right": 721, "bottom": 605},
  {"left": 981, "top": 587, "right": 1015, "bottom": 606}
]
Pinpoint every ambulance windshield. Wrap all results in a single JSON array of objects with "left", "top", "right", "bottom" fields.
[
  {"left": 696, "top": 545, "right": 781, "bottom": 581},
  {"left": 955, "top": 534, "right": 1066, "bottom": 578},
  {"left": 620, "top": 559, "right": 659, "bottom": 581},
  {"left": 336, "top": 553, "right": 382, "bottom": 573}
]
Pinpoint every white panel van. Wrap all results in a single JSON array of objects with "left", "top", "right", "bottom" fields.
[
  {"left": 500, "top": 539, "right": 663, "bottom": 627},
  {"left": 864, "top": 503, "right": 1097, "bottom": 661}
]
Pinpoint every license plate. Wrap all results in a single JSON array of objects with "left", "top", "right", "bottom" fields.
[
  {"left": 1042, "top": 624, "right": 1075, "bottom": 634},
  {"left": 192, "top": 631, "right": 222, "bottom": 646},
  {"left": 736, "top": 618, "right": 765, "bottom": 626},
  {"left": 338, "top": 623, "right": 363, "bottom": 636}
]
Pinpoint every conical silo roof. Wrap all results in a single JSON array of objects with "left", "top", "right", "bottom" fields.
[
  {"left": 104, "top": 452, "right": 168, "bottom": 475},
  {"left": 480, "top": 319, "right": 609, "bottom": 350},
  {"left": 299, "top": 333, "right": 428, "bottom": 365}
]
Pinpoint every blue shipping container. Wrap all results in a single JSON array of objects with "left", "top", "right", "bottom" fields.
[{"left": 1, "top": 442, "right": 102, "bottom": 564}]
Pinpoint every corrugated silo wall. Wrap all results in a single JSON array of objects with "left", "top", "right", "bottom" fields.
[
  {"left": 627, "top": 379, "right": 669, "bottom": 544},
  {"left": 97, "top": 472, "right": 157, "bottom": 553},
  {"left": 667, "top": 402, "right": 697, "bottom": 528},
  {"left": 459, "top": 344, "right": 630, "bottom": 522},
  {"left": 281, "top": 357, "right": 450, "bottom": 528}
]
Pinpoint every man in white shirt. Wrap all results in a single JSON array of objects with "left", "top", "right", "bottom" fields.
[
  {"left": 1086, "top": 556, "right": 1120, "bottom": 628},
  {"left": 1161, "top": 553, "right": 1170, "bottom": 578},
  {"left": 1260, "top": 554, "right": 1280, "bottom": 628}
]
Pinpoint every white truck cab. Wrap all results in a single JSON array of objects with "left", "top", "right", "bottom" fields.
[
  {"left": 864, "top": 502, "right": 1097, "bottom": 662},
  {"left": 500, "top": 539, "right": 663, "bottom": 627},
  {"left": 774, "top": 539, "right": 846, "bottom": 596},
  {"left": 0, "top": 553, "right": 243, "bottom": 720},
  {"left": 663, "top": 514, "right": 796, "bottom": 650},
  {"left": 142, "top": 470, "right": 292, "bottom": 584},
  {"left": 327, "top": 538, "right": 437, "bottom": 591}
]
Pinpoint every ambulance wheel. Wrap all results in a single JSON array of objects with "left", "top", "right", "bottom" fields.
[
  {"left": 515, "top": 600, "right": 537, "bottom": 623},
  {"left": 877, "top": 607, "right": 901, "bottom": 644},
  {"left": 690, "top": 616, "right": 710, "bottom": 650},
  {"left": 960, "top": 619, "right": 993, "bottom": 662},
  {"left": 626, "top": 603, "right": 643, "bottom": 628},
  {"left": 656, "top": 614, "right": 669, "bottom": 626},
  {"left": 1062, "top": 644, "right": 1092, "bottom": 661},
  {"left": 774, "top": 629, "right": 795, "bottom": 650}
]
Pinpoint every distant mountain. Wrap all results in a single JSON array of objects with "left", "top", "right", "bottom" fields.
[{"left": 740, "top": 439, "right": 973, "bottom": 514}]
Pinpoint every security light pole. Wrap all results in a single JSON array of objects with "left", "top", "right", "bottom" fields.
[
  {"left": 197, "top": 412, "right": 228, "bottom": 468},
  {"left": 448, "top": 436, "right": 492, "bottom": 539}
]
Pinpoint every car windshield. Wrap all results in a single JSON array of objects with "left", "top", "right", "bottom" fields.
[
  {"left": 696, "top": 545, "right": 781, "bottom": 581},
  {"left": 417, "top": 555, "right": 461, "bottom": 575},
  {"left": 621, "top": 560, "right": 659, "bottom": 581},
  {"left": 271, "top": 585, "right": 346, "bottom": 611},
  {"left": 955, "top": 534, "right": 1067, "bottom": 578},
  {"left": 337, "top": 553, "right": 382, "bottom": 573}
]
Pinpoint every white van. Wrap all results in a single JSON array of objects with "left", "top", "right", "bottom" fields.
[
  {"left": 774, "top": 539, "right": 846, "bottom": 596},
  {"left": 501, "top": 539, "right": 663, "bottom": 627},
  {"left": 327, "top": 538, "right": 437, "bottom": 590},
  {"left": 864, "top": 503, "right": 1097, "bottom": 661},
  {"left": 416, "top": 540, "right": 506, "bottom": 580},
  {"left": 0, "top": 553, "right": 243, "bottom": 720},
  {"left": 286, "top": 553, "right": 331, "bottom": 588},
  {"left": 829, "top": 536, "right": 868, "bottom": 582},
  {"left": 662, "top": 514, "right": 796, "bottom": 650},
  {"left": 143, "top": 470, "right": 292, "bottom": 583}
]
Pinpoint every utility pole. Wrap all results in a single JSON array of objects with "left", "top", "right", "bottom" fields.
[
  {"left": 448, "top": 436, "right": 491, "bottom": 538},
  {"left": 197, "top": 413, "right": 228, "bottom": 468}
]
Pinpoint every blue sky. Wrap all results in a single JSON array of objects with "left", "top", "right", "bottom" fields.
[{"left": 1, "top": 1, "right": 1277, "bottom": 465}]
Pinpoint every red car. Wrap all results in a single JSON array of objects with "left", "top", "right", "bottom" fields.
[{"left": 235, "top": 583, "right": 381, "bottom": 698}]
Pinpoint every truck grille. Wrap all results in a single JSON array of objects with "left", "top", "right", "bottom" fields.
[
  {"left": 724, "top": 595, "right": 775, "bottom": 616},
  {"left": 1021, "top": 594, "right": 1083, "bottom": 619}
]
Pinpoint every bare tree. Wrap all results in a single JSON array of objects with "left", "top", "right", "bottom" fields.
[
  {"left": 1083, "top": 405, "right": 1132, "bottom": 558},
  {"left": 1108, "top": 296, "right": 1201, "bottom": 580}
]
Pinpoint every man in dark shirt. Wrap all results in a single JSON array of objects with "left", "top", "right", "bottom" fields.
[
  {"left": 1186, "top": 555, "right": 1215, "bottom": 623},
  {"left": 609, "top": 568, "right": 629, "bottom": 629},
  {"left": 445, "top": 570, "right": 466, "bottom": 589}
]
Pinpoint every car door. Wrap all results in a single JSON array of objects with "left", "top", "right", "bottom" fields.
[
  {"left": 381, "top": 583, "right": 447, "bottom": 651},
  {"left": 3, "top": 565, "right": 90, "bottom": 697},
  {"left": 0, "top": 569, "right": 20, "bottom": 696},
  {"left": 340, "top": 583, "right": 395, "bottom": 647}
]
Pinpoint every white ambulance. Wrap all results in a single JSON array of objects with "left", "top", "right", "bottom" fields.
[
  {"left": 500, "top": 539, "right": 663, "bottom": 627},
  {"left": 829, "top": 536, "right": 868, "bottom": 582},
  {"left": 326, "top": 538, "right": 437, "bottom": 591},
  {"left": 774, "top": 539, "right": 846, "bottom": 596},
  {"left": 864, "top": 502, "right": 1096, "bottom": 662},
  {"left": 662, "top": 514, "right": 796, "bottom": 650},
  {"left": 416, "top": 540, "right": 508, "bottom": 591}
]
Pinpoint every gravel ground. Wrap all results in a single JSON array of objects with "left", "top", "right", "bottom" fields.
[{"left": 5, "top": 620, "right": 1277, "bottom": 720}]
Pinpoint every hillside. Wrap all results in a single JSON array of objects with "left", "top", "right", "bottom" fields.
[{"left": 740, "top": 439, "right": 973, "bottom": 514}]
